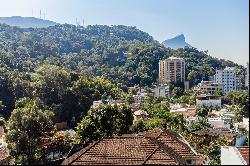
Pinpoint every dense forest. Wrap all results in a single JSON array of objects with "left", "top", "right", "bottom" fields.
[
  {"left": 0, "top": 22, "right": 248, "bottom": 165},
  {"left": 0, "top": 23, "right": 245, "bottom": 121}
]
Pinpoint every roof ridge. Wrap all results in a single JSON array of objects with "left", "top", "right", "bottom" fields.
[
  {"left": 141, "top": 146, "right": 159, "bottom": 165},
  {"left": 234, "top": 147, "right": 248, "bottom": 165},
  {"left": 163, "top": 129, "right": 192, "bottom": 151},
  {"left": 61, "top": 139, "right": 101, "bottom": 165},
  {"left": 147, "top": 137, "right": 186, "bottom": 165}
]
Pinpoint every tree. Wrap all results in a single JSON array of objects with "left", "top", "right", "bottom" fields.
[
  {"left": 195, "top": 106, "right": 209, "bottom": 117},
  {"left": 122, "top": 92, "right": 134, "bottom": 104},
  {"left": 41, "top": 131, "right": 73, "bottom": 161},
  {"left": 32, "top": 64, "right": 71, "bottom": 106},
  {"left": 131, "top": 120, "right": 147, "bottom": 133},
  {"left": 171, "top": 87, "right": 184, "bottom": 99},
  {"left": 223, "top": 91, "right": 249, "bottom": 117},
  {"left": 5, "top": 99, "right": 54, "bottom": 164},
  {"left": 201, "top": 137, "right": 227, "bottom": 165},
  {"left": 76, "top": 104, "right": 133, "bottom": 144},
  {"left": 228, "top": 105, "right": 245, "bottom": 123},
  {"left": 189, "top": 117, "right": 211, "bottom": 131}
]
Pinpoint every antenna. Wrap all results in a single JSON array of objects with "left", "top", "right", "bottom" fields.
[
  {"left": 44, "top": 12, "right": 45, "bottom": 20},
  {"left": 75, "top": 18, "right": 80, "bottom": 26},
  {"left": 82, "top": 18, "right": 84, "bottom": 27},
  {"left": 32, "top": 8, "right": 33, "bottom": 17},
  {"left": 40, "top": 10, "right": 42, "bottom": 19}
]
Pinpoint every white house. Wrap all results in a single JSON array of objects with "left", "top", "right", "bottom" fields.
[
  {"left": 170, "top": 103, "right": 183, "bottom": 111},
  {"left": 221, "top": 146, "right": 249, "bottom": 165},
  {"left": 207, "top": 117, "right": 231, "bottom": 129},
  {"left": 92, "top": 98, "right": 114, "bottom": 108},
  {"left": 220, "top": 110, "right": 235, "bottom": 118},
  {"left": 92, "top": 100, "right": 103, "bottom": 108},
  {"left": 133, "top": 92, "right": 147, "bottom": 104}
]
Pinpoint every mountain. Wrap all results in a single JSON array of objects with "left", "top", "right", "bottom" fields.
[
  {"left": 0, "top": 23, "right": 242, "bottom": 88},
  {"left": 162, "top": 34, "right": 192, "bottom": 49},
  {"left": 0, "top": 16, "right": 58, "bottom": 28}
]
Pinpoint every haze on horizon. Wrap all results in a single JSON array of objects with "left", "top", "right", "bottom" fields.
[{"left": 0, "top": 0, "right": 248, "bottom": 65}]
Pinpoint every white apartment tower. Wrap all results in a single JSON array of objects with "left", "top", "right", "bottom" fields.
[
  {"left": 214, "top": 67, "right": 239, "bottom": 93},
  {"left": 159, "top": 57, "right": 185, "bottom": 83}
]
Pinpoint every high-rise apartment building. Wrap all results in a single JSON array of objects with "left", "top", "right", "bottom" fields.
[
  {"left": 159, "top": 57, "right": 185, "bottom": 83},
  {"left": 214, "top": 67, "right": 239, "bottom": 93}
]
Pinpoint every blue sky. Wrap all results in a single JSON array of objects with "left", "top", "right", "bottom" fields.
[{"left": 0, "top": 0, "right": 249, "bottom": 65}]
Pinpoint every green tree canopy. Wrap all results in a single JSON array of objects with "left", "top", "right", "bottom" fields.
[
  {"left": 76, "top": 104, "right": 133, "bottom": 144},
  {"left": 6, "top": 99, "right": 54, "bottom": 164}
]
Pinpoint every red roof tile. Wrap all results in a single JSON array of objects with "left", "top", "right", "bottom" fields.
[
  {"left": 0, "top": 127, "right": 4, "bottom": 138},
  {"left": 62, "top": 129, "right": 202, "bottom": 165},
  {"left": 237, "top": 147, "right": 249, "bottom": 165},
  {"left": 0, "top": 147, "right": 8, "bottom": 161}
]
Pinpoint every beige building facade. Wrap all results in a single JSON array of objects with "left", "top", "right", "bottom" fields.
[{"left": 159, "top": 57, "right": 185, "bottom": 83}]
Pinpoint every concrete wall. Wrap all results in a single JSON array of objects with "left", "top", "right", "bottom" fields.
[
  {"left": 221, "top": 146, "right": 245, "bottom": 165},
  {"left": 196, "top": 99, "right": 221, "bottom": 108}
]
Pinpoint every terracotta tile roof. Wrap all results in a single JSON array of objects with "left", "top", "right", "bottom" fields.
[
  {"left": 62, "top": 129, "right": 202, "bottom": 165},
  {"left": 237, "top": 147, "right": 249, "bottom": 165},
  {"left": 55, "top": 121, "right": 68, "bottom": 130},
  {"left": 0, "top": 127, "right": 4, "bottom": 138},
  {"left": 145, "top": 148, "right": 177, "bottom": 165},
  {"left": 192, "top": 128, "right": 235, "bottom": 137},
  {"left": 0, "top": 147, "right": 8, "bottom": 161},
  {"left": 158, "top": 132, "right": 196, "bottom": 159}
]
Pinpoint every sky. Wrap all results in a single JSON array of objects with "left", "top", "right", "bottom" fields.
[{"left": 0, "top": 0, "right": 249, "bottom": 65}]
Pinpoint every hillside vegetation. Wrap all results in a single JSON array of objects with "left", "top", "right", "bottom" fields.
[{"left": 0, "top": 23, "right": 244, "bottom": 120}]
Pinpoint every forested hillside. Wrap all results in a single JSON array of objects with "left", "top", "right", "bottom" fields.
[
  {"left": 0, "top": 16, "right": 58, "bottom": 28},
  {"left": 0, "top": 23, "right": 244, "bottom": 121}
]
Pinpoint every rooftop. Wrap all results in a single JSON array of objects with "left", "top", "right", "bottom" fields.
[
  {"left": 133, "top": 110, "right": 149, "bottom": 116},
  {"left": 168, "top": 56, "right": 184, "bottom": 60},
  {"left": 237, "top": 147, "right": 249, "bottom": 165},
  {"left": 0, "top": 147, "right": 8, "bottom": 162},
  {"left": 224, "top": 66, "right": 235, "bottom": 71},
  {"left": 197, "top": 94, "right": 220, "bottom": 98},
  {"left": 174, "top": 110, "right": 196, "bottom": 117},
  {"left": 0, "top": 127, "right": 4, "bottom": 139},
  {"left": 199, "top": 80, "right": 224, "bottom": 86},
  {"left": 62, "top": 129, "right": 203, "bottom": 165},
  {"left": 192, "top": 128, "right": 235, "bottom": 137}
]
